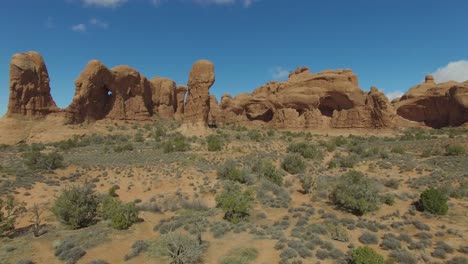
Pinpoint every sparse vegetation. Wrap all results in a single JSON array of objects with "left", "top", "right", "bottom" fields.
[
  {"left": 150, "top": 232, "right": 204, "bottom": 264},
  {"left": 282, "top": 154, "right": 306, "bottom": 174},
  {"left": 0, "top": 196, "right": 25, "bottom": 236},
  {"left": 216, "top": 182, "right": 254, "bottom": 223},
  {"left": 206, "top": 135, "right": 224, "bottom": 151},
  {"left": 350, "top": 246, "right": 385, "bottom": 264},
  {"left": 101, "top": 196, "right": 139, "bottom": 230},
  {"left": 419, "top": 187, "right": 449, "bottom": 215}
]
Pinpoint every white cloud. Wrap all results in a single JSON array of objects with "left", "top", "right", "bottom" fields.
[
  {"left": 71, "top": 23, "right": 87, "bottom": 32},
  {"left": 385, "top": 90, "right": 404, "bottom": 101},
  {"left": 82, "top": 0, "right": 127, "bottom": 8},
  {"left": 45, "top": 16, "right": 55, "bottom": 29},
  {"left": 89, "top": 18, "right": 109, "bottom": 29},
  {"left": 271, "top": 66, "right": 289, "bottom": 80},
  {"left": 150, "top": 0, "right": 256, "bottom": 7},
  {"left": 432, "top": 60, "right": 468, "bottom": 83}
]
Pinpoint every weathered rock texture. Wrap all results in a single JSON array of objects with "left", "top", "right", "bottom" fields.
[
  {"left": 5, "top": 51, "right": 466, "bottom": 129},
  {"left": 184, "top": 60, "right": 215, "bottom": 124},
  {"left": 214, "top": 67, "right": 408, "bottom": 129},
  {"left": 7, "top": 51, "right": 58, "bottom": 117},
  {"left": 65, "top": 62, "right": 153, "bottom": 123},
  {"left": 394, "top": 75, "right": 468, "bottom": 128}
]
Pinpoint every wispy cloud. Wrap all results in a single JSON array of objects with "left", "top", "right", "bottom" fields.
[
  {"left": 385, "top": 90, "right": 404, "bottom": 101},
  {"left": 152, "top": 0, "right": 257, "bottom": 8},
  {"left": 45, "top": 16, "right": 55, "bottom": 29},
  {"left": 432, "top": 60, "right": 468, "bottom": 83},
  {"left": 89, "top": 18, "right": 109, "bottom": 29},
  {"left": 71, "top": 23, "right": 87, "bottom": 32},
  {"left": 271, "top": 66, "right": 289, "bottom": 80},
  {"left": 82, "top": 0, "right": 127, "bottom": 8}
]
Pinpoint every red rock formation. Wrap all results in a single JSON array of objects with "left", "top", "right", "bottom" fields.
[
  {"left": 395, "top": 75, "right": 468, "bottom": 128},
  {"left": 184, "top": 60, "right": 215, "bottom": 124},
  {"left": 7, "top": 51, "right": 58, "bottom": 117},
  {"left": 175, "top": 85, "right": 187, "bottom": 119},
  {"left": 150, "top": 77, "right": 176, "bottom": 118}
]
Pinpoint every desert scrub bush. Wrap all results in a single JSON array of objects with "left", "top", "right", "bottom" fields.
[
  {"left": 299, "top": 174, "right": 315, "bottom": 194},
  {"left": 326, "top": 223, "right": 349, "bottom": 242},
  {"left": 389, "top": 249, "right": 417, "bottom": 264},
  {"left": 256, "top": 180, "right": 291, "bottom": 208},
  {"left": 287, "top": 142, "right": 323, "bottom": 160},
  {"left": 124, "top": 240, "right": 149, "bottom": 261},
  {"left": 330, "top": 171, "right": 380, "bottom": 215},
  {"left": 150, "top": 232, "right": 204, "bottom": 264},
  {"left": 162, "top": 133, "right": 190, "bottom": 153},
  {"left": 101, "top": 196, "right": 139, "bottom": 230},
  {"left": 219, "top": 247, "right": 259, "bottom": 264},
  {"left": 53, "top": 185, "right": 99, "bottom": 229},
  {"left": 445, "top": 144, "right": 465, "bottom": 156},
  {"left": 0, "top": 196, "right": 25, "bottom": 236},
  {"left": 23, "top": 150, "right": 64, "bottom": 170},
  {"left": 217, "top": 160, "right": 250, "bottom": 184},
  {"left": 247, "top": 130, "right": 262, "bottom": 142},
  {"left": 206, "top": 135, "right": 224, "bottom": 151},
  {"left": 216, "top": 182, "right": 254, "bottom": 224},
  {"left": 419, "top": 187, "right": 448, "bottom": 215},
  {"left": 251, "top": 159, "right": 282, "bottom": 185},
  {"left": 54, "top": 239, "right": 87, "bottom": 264},
  {"left": 350, "top": 246, "right": 384, "bottom": 264},
  {"left": 281, "top": 154, "right": 305, "bottom": 174},
  {"left": 332, "top": 154, "right": 360, "bottom": 168},
  {"left": 113, "top": 142, "right": 134, "bottom": 152},
  {"left": 391, "top": 146, "right": 405, "bottom": 154},
  {"left": 358, "top": 231, "right": 378, "bottom": 244}
]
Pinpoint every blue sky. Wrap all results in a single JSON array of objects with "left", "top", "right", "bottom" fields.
[{"left": 1, "top": 0, "right": 468, "bottom": 116}]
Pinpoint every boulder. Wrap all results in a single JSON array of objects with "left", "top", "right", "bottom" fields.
[
  {"left": 7, "top": 51, "right": 58, "bottom": 117},
  {"left": 184, "top": 60, "right": 215, "bottom": 124}
]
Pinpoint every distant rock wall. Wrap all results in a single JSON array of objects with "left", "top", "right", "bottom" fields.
[{"left": 5, "top": 51, "right": 467, "bottom": 128}]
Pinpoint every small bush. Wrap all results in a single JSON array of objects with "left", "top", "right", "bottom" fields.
[
  {"left": 54, "top": 240, "right": 86, "bottom": 264},
  {"left": 0, "top": 196, "right": 25, "bottom": 236},
  {"left": 300, "top": 174, "right": 315, "bottom": 194},
  {"left": 217, "top": 160, "right": 250, "bottom": 184},
  {"left": 124, "top": 240, "right": 149, "bottom": 261},
  {"left": 150, "top": 232, "right": 203, "bottom": 264},
  {"left": 287, "top": 142, "right": 323, "bottom": 160},
  {"left": 445, "top": 144, "right": 465, "bottom": 156},
  {"left": 219, "top": 247, "right": 259, "bottom": 264},
  {"left": 162, "top": 133, "right": 190, "bottom": 153},
  {"left": 206, "top": 135, "right": 224, "bottom": 151},
  {"left": 52, "top": 185, "right": 99, "bottom": 229},
  {"left": 23, "top": 150, "right": 64, "bottom": 170},
  {"left": 350, "top": 246, "right": 384, "bottom": 264},
  {"left": 215, "top": 182, "right": 254, "bottom": 224},
  {"left": 101, "top": 196, "right": 139, "bottom": 230},
  {"left": 358, "top": 232, "right": 378, "bottom": 245},
  {"left": 252, "top": 159, "right": 282, "bottom": 186},
  {"left": 113, "top": 143, "right": 134, "bottom": 152},
  {"left": 330, "top": 171, "right": 380, "bottom": 215},
  {"left": 419, "top": 187, "right": 448, "bottom": 215},
  {"left": 282, "top": 154, "right": 305, "bottom": 174}
]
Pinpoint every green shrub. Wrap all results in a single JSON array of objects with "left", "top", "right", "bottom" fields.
[
  {"left": 220, "top": 247, "right": 259, "bottom": 264},
  {"left": 150, "top": 232, "right": 203, "bottom": 264},
  {"left": 281, "top": 154, "right": 305, "bottom": 174},
  {"left": 445, "top": 144, "right": 465, "bottom": 156},
  {"left": 247, "top": 130, "right": 262, "bottom": 142},
  {"left": 113, "top": 143, "right": 134, "bottom": 152},
  {"left": 215, "top": 182, "right": 254, "bottom": 224},
  {"left": 101, "top": 196, "right": 139, "bottom": 230},
  {"left": 391, "top": 146, "right": 405, "bottom": 154},
  {"left": 53, "top": 185, "right": 99, "bottom": 229},
  {"left": 252, "top": 160, "right": 282, "bottom": 185},
  {"left": 330, "top": 171, "right": 380, "bottom": 215},
  {"left": 0, "top": 196, "right": 25, "bottom": 236},
  {"left": 207, "top": 135, "right": 224, "bottom": 151},
  {"left": 300, "top": 174, "right": 315, "bottom": 194},
  {"left": 287, "top": 142, "right": 323, "bottom": 160},
  {"left": 162, "top": 133, "right": 190, "bottom": 153},
  {"left": 217, "top": 160, "right": 249, "bottom": 184},
  {"left": 419, "top": 187, "right": 448, "bottom": 215},
  {"left": 23, "top": 150, "right": 64, "bottom": 170},
  {"left": 350, "top": 246, "right": 385, "bottom": 264}
]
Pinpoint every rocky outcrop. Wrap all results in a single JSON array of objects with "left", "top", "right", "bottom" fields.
[
  {"left": 7, "top": 51, "right": 58, "bottom": 117},
  {"left": 395, "top": 75, "right": 468, "bottom": 128},
  {"left": 65, "top": 62, "right": 152, "bottom": 123},
  {"left": 175, "top": 85, "right": 187, "bottom": 119},
  {"left": 184, "top": 60, "right": 215, "bottom": 124},
  {"left": 150, "top": 77, "right": 176, "bottom": 118}
]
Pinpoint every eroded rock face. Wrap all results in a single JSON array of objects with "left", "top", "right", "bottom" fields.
[
  {"left": 395, "top": 76, "right": 468, "bottom": 128},
  {"left": 184, "top": 60, "right": 215, "bottom": 124},
  {"left": 7, "top": 51, "right": 58, "bottom": 117},
  {"left": 65, "top": 63, "right": 153, "bottom": 123},
  {"left": 150, "top": 77, "right": 176, "bottom": 118},
  {"left": 175, "top": 85, "right": 187, "bottom": 119}
]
